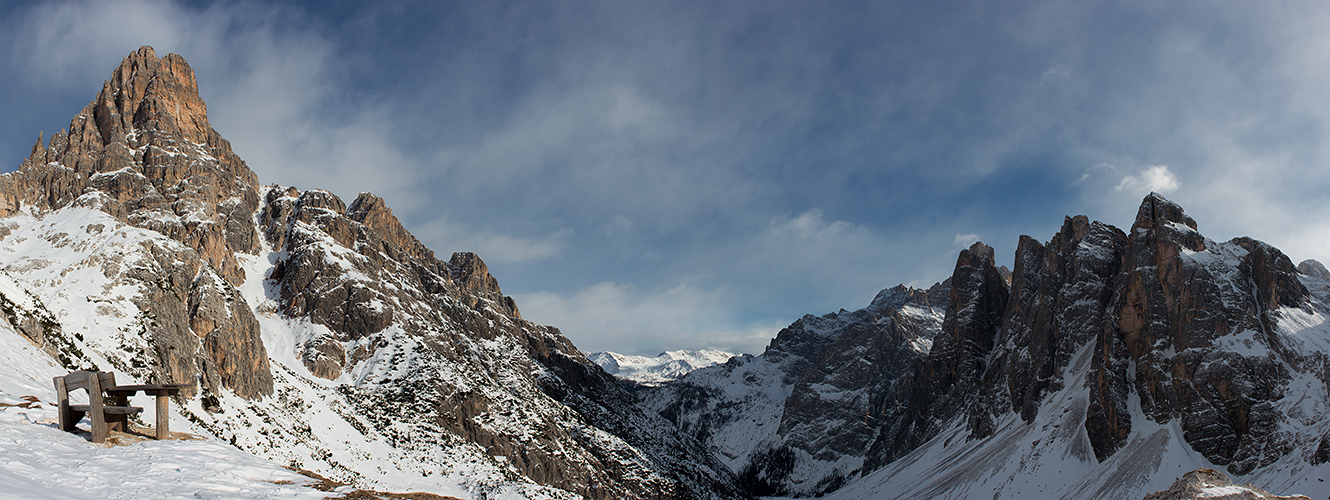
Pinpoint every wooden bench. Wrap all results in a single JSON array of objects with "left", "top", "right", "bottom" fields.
[
  {"left": 104, "top": 383, "right": 190, "bottom": 439},
  {"left": 54, "top": 371, "right": 143, "bottom": 443}
]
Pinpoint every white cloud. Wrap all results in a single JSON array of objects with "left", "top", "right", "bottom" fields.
[
  {"left": 415, "top": 218, "right": 571, "bottom": 265},
  {"left": 953, "top": 233, "right": 980, "bottom": 247},
  {"left": 1039, "top": 64, "right": 1072, "bottom": 86},
  {"left": 1077, "top": 162, "right": 1117, "bottom": 184},
  {"left": 768, "top": 210, "right": 853, "bottom": 241},
  {"left": 603, "top": 215, "right": 634, "bottom": 235},
  {"left": 514, "top": 282, "right": 779, "bottom": 356},
  {"left": 1114, "top": 165, "right": 1180, "bottom": 194}
]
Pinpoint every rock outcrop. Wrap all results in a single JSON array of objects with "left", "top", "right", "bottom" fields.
[
  {"left": 647, "top": 192, "right": 1329, "bottom": 498},
  {"left": 972, "top": 216, "right": 1126, "bottom": 437},
  {"left": 256, "top": 181, "right": 742, "bottom": 498},
  {"left": 916, "top": 242, "right": 1010, "bottom": 438},
  {"left": 0, "top": 46, "right": 269, "bottom": 399},
  {"left": 1143, "top": 468, "right": 1311, "bottom": 500},
  {"left": 1298, "top": 259, "right": 1330, "bottom": 280},
  {"left": 643, "top": 280, "right": 950, "bottom": 496},
  {"left": 1090, "top": 193, "right": 1304, "bottom": 472}
]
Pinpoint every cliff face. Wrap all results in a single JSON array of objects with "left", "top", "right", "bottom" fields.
[
  {"left": 643, "top": 281, "right": 950, "bottom": 496},
  {"left": 1087, "top": 193, "right": 1306, "bottom": 473},
  {"left": 0, "top": 47, "right": 742, "bottom": 499},
  {"left": 646, "top": 192, "right": 1330, "bottom": 498},
  {"left": 1, "top": 46, "right": 268, "bottom": 399}
]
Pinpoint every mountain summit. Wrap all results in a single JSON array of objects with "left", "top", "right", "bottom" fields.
[
  {"left": 0, "top": 47, "right": 742, "bottom": 499},
  {"left": 644, "top": 194, "right": 1330, "bottom": 499},
  {"left": 5, "top": 46, "right": 269, "bottom": 399}
]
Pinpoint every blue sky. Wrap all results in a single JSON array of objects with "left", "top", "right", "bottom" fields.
[{"left": 3, "top": 1, "right": 1330, "bottom": 355}]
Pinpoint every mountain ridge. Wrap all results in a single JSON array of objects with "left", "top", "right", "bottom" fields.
[
  {"left": 586, "top": 349, "right": 737, "bottom": 389},
  {"left": 0, "top": 46, "right": 744, "bottom": 499},
  {"left": 642, "top": 193, "right": 1330, "bottom": 499}
]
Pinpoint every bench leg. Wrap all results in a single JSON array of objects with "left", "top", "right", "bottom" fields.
[
  {"left": 90, "top": 375, "right": 106, "bottom": 443},
  {"left": 90, "top": 410, "right": 106, "bottom": 443},
  {"left": 55, "top": 377, "right": 75, "bottom": 432},
  {"left": 156, "top": 396, "right": 169, "bottom": 439},
  {"left": 106, "top": 414, "right": 127, "bottom": 433}
]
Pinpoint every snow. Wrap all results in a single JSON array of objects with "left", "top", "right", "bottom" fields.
[
  {"left": 0, "top": 282, "right": 324, "bottom": 500},
  {"left": 642, "top": 353, "right": 792, "bottom": 470},
  {"left": 0, "top": 411, "right": 324, "bottom": 500},
  {"left": 1196, "top": 485, "right": 1255, "bottom": 497},
  {"left": 0, "top": 202, "right": 581, "bottom": 500},
  {"left": 822, "top": 310, "right": 1330, "bottom": 500},
  {"left": 586, "top": 349, "right": 736, "bottom": 386}
]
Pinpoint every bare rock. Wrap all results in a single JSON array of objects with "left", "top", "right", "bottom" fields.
[
  {"left": 1143, "top": 468, "right": 1310, "bottom": 500},
  {"left": 871, "top": 241, "right": 1009, "bottom": 462},
  {"left": 449, "top": 252, "right": 520, "bottom": 317},
  {"left": 0, "top": 46, "right": 271, "bottom": 399},
  {"left": 1100, "top": 193, "right": 1298, "bottom": 473},
  {"left": 977, "top": 215, "right": 1125, "bottom": 432},
  {"left": 1298, "top": 259, "right": 1330, "bottom": 280}
]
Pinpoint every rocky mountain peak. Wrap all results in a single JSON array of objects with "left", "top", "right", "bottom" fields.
[
  {"left": 1132, "top": 191, "right": 1199, "bottom": 234},
  {"left": 0, "top": 47, "right": 272, "bottom": 400},
  {"left": 106, "top": 46, "right": 212, "bottom": 146},
  {"left": 347, "top": 192, "right": 438, "bottom": 265},
  {"left": 872, "top": 281, "right": 946, "bottom": 312},
  {"left": 963, "top": 241, "right": 996, "bottom": 267},
  {"left": 1299, "top": 259, "right": 1330, "bottom": 279},
  {"left": 448, "top": 251, "right": 520, "bottom": 317}
]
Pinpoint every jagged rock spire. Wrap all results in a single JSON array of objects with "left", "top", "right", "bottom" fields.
[{"left": 2, "top": 47, "right": 273, "bottom": 400}]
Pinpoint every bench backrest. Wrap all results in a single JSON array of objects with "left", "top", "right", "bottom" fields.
[{"left": 59, "top": 371, "right": 116, "bottom": 395}]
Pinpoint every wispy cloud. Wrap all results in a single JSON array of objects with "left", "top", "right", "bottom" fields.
[
  {"left": 1077, "top": 162, "right": 1117, "bottom": 184},
  {"left": 1114, "top": 165, "right": 1180, "bottom": 195},
  {"left": 768, "top": 210, "right": 853, "bottom": 241},
  {"left": 415, "top": 217, "right": 572, "bottom": 265},
  {"left": 6, "top": 0, "right": 1330, "bottom": 355},
  {"left": 515, "top": 282, "right": 779, "bottom": 356},
  {"left": 953, "top": 233, "right": 981, "bottom": 248}
]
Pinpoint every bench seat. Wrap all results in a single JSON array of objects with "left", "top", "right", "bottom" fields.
[{"left": 69, "top": 405, "right": 144, "bottom": 415}]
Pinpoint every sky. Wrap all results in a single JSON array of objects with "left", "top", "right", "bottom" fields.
[{"left": 2, "top": 0, "right": 1330, "bottom": 356}]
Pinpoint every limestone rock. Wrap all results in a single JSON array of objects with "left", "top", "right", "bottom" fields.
[
  {"left": 977, "top": 215, "right": 1125, "bottom": 431},
  {"left": 1143, "top": 468, "right": 1310, "bottom": 500},
  {"left": 647, "top": 193, "right": 1326, "bottom": 497},
  {"left": 887, "top": 241, "right": 1009, "bottom": 450},
  {"left": 449, "top": 251, "right": 520, "bottom": 317},
  {"left": 0, "top": 46, "right": 271, "bottom": 399},
  {"left": 1102, "top": 194, "right": 1300, "bottom": 473},
  {"left": 643, "top": 280, "right": 948, "bottom": 497},
  {"left": 1298, "top": 259, "right": 1330, "bottom": 280}
]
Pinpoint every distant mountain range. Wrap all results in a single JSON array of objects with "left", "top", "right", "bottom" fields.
[{"left": 584, "top": 349, "right": 737, "bottom": 389}]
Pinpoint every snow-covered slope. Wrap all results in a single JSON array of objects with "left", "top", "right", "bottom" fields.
[
  {"left": 644, "top": 197, "right": 1330, "bottom": 500},
  {"left": 0, "top": 269, "right": 325, "bottom": 500},
  {"left": 0, "top": 204, "right": 569, "bottom": 499},
  {"left": 0, "top": 46, "right": 743, "bottom": 499},
  {"left": 585, "top": 349, "right": 736, "bottom": 387},
  {"left": 640, "top": 282, "right": 949, "bottom": 496},
  {"left": 825, "top": 267, "right": 1330, "bottom": 499}
]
